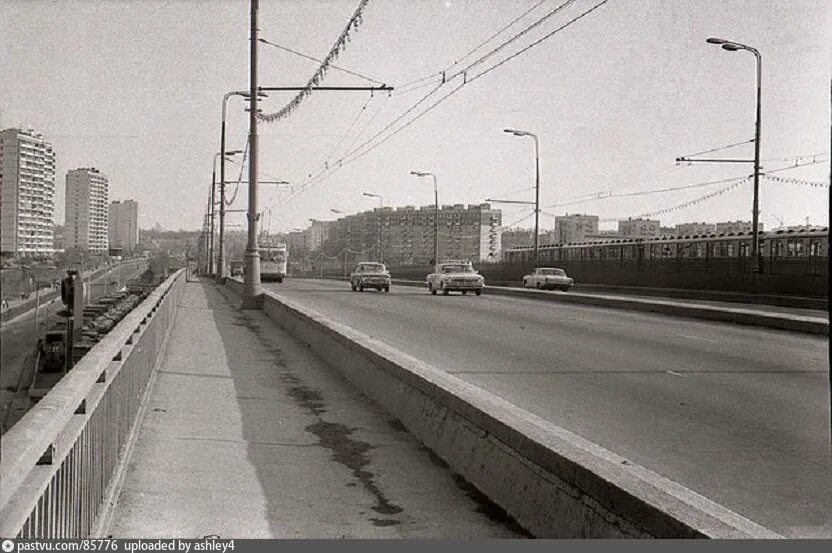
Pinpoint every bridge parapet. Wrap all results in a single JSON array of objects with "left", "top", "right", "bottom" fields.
[{"left": 0, "top": 269, "right": 186, "bottom": 538}]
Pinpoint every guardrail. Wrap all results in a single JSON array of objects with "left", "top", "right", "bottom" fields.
[{"left": 0, "top": 269, "right": 185, "bottom": 538}]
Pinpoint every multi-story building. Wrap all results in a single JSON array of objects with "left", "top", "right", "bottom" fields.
[
  {"left": 618, "top": 217, "right": 661, "bottom": 237},
  {"left": 108, "top": 199, "right": 139, "bottom": 253},
  {"left": 675, "top": 222, "right": 716, "bottom": 236},
  {"left": 553, "top": 213, "right": 599, "bottom": 244},
  {"left": 322, "top": 203, "right": 502, "bottom": 266},
  {"left": 65, "top": 168, "right": 109, "bottom": 253},
  {"left": 715, "top": 220, "right": 764, "bottom": 234},
  {"left": 306, "top": 219, "right": 332, "bottom": 252},
  {"left": 0, "top": 128, "right": 56, "bottom": 257}
]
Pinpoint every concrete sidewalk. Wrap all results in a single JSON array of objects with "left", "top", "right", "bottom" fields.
[{"left": 105, "top": 281, "right": 524, "bottom": 538}]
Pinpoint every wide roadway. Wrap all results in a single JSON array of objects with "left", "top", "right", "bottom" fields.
[{"left": 265, "top": 278, "right": 831, "bottom": 537}]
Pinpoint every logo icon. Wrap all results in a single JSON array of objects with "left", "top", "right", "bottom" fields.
[{"left": 2, "top": 539, "right": 15, "bottom": 552}]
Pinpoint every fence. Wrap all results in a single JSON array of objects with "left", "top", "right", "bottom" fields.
[{"left": 0, "top": 269, "right": 185, "bottom": 538}]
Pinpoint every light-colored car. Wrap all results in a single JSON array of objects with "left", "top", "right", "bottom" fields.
[
  {"left": 426, "top": 261, "right": 484, "bottom": 296},
  {"left": 350, "top": 262, "right": 391, "bottom": 292},
  {"left": 522, "top": 267, "right": 574, "bottom": 291}
]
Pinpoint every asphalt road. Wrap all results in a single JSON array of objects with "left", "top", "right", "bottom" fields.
[
  {"left": 0, "top": 262, "right": 146, "bottom": 432},
  {"left": 265, "top": 278, "right": 831, "bottom": 537}
]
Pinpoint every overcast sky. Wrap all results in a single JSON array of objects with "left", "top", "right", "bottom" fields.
[{"left": 1, "top": 0, "right": 829, "bottom": 232}]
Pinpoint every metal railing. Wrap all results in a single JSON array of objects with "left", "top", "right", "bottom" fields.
[{"left": 0, "top": 269, "right": 185, "bottom": 538}]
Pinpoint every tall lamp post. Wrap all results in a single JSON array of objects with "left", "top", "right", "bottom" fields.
[
  {"left": 706, "top": 37, "right": 762, "bottom": 270},
  {"left": 504, "top": 128, "right": 540, "bottom": 263},
  {"left": 218, "top": 90, "right": 267, "bottom": 283},
  {"left": 243, "top": 0, "right": 262, "bottom": 306},
  {"left": 211, "top": 150, "right": 242, "bottom": 276},
  {"left": 362, "top": 192, "right": 384, "bottom": 263},
  {"left": 410, "top": 171, "right": 439, "bottom": 264}
]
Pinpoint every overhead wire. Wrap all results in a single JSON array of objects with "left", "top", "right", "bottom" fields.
[{"left": 258, "top": 37, "right": 384, "bottom": 84}]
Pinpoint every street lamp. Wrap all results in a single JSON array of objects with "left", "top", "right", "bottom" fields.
[
  {"left": 504, "top": 128, "right": 541, "bottom": 263},
  {"left": 362, "top": 192, "right": 384, "bottom": 263},
  {"left": 211, "top": 150, "right": 243, "bottom": 275},
  {"left": 218, "top": 90, "right": 267, "bottom": 283},
  {"left": 410, "top": 171, "right": 439, "bottom": 264},
  {"left": 706, "top": 36, "right": 762, "bottom": 270}
]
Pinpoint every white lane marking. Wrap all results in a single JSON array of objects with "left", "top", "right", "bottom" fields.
[{"left": 666, "top": 370, "right": 687, "bottom": 378}]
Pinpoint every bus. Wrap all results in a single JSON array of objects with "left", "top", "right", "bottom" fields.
[{"left": 261, "top": 243, "right": 288, "bottom": 282}]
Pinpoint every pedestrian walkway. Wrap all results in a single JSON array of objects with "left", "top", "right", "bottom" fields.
[{"left": 105, "top": 281, "right": 523, "bottom": 538}]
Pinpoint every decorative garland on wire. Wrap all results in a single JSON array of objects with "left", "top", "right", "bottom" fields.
[{"left": 258, "top": 0, "right": 371, "bottom": 123}]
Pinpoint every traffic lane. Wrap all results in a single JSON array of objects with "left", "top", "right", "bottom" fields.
[
  {"left": 273, "top": 280, "right": 826, "bottom": 376},
  {"left": 270, "top": 280, "right": 827, "bottom": 455},
  {"left": 394, "top": 279, "right": 828, "bottom": 319},
  {"left": 267, "top": 279, "right": 831, "bottom": 535}
]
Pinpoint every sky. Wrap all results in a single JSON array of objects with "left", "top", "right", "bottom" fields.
[{"left": 1, "top": 0, "right": 829, "bottom": 233}]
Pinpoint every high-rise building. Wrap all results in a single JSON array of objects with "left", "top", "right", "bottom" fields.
[
  {"left": 108, "top": 199, "right": 139, "bottom": 252},
  {"left": 0, "top": 128, "right": 56, "bottom": 257},
  {"left": 554, "top": 213, "right": 599, "bottom": 244},
  {"left": 715, "top": 220, "right": 763, "bottom": 234},
  {"left": 618, "top": 217, "right": 661, "bottom": 237},
  {"left": 65, "top": 168, "right": 109, "bottom": 253}
]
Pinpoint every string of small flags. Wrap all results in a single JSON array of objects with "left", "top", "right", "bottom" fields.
[
  {"left": 762, "top": 174, "right": 829, "bottom": 188},
  {"left": 610, "top": 178, "right": 749, "bottom": 222},
  {"left": 258, "top": 0, "right": 371, "bottom": 123}
]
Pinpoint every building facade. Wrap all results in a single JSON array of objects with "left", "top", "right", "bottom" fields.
[
  {"left": 675, "top": 222, "right": 716, "bottom": 236},
  {"left": 321, "top": 203, "right": 502, "bottom": 266},
  {"left": 65, "top": 168, "right": 109, "bottom": 253},
  {"left": 618, "top": 217, "right": 661, "bottom": 237},
  {"left": 715, "top": 220, "right": 764, "bottom": 234},
  {"left": 108, "top": 199, "right": 139, "bottom": 253},
  {"left": 553, "top": 213, "right": 599, "bottom": 244},
  {"left": 0, "top": 128, "right": 56, "bottom": 257}
]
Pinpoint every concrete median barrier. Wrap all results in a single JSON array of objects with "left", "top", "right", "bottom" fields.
[{"left": 223, "top": 278, "right": 781, "bottom": 538}]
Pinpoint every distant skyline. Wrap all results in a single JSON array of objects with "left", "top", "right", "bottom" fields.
[{"left": 1, "top": 0, "right": 829, "bottom": 233}]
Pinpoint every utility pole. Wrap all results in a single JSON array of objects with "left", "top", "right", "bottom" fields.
[{"left": 243, "top": 0, "right": 262, "bottom": 307}]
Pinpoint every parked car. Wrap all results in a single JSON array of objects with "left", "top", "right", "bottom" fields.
[
  {"left": 426, "top": 261, "right": 484, "bottom": 296},
  {"left": 350, "top": 262, "right": 391, "bottom": 292},
  {"left": 522, "top": 267, "right": 574, "bottom": 291}
]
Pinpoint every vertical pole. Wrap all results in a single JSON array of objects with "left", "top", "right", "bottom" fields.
[
  {"left": 33, "top": 278, "right": 40, "bottom": 352},
  {"left": 433, "top": 176, "right": 439, "bottom": 265},
  {"left": 217, "top": 105, "right": 228, "bottom": 283},
  {"left": 210, "top": 165, "right": 216, "bottom": 276},
  {"left": 750, "top": 50, "right": 762, "bottom": 272},
  {"left": 533, "top": 135, "right": 540, "bottom": 264},
  {"left": 244, "top": 0, "right": 262, "bottom": 305},
  {"left": 378, "top": 198, "right": 383, "bottom": 263}
]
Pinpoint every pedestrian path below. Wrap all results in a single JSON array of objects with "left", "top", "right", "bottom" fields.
[{"left": 105, "top": 281, "right": 524, "bottom": 538}]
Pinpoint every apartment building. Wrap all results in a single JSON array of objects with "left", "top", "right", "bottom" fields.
[
  {"left": 323, "top": 203, "right": 502, "bottom": 266},
  {"left": 675, "top": 222, "right": 716, "bottom": 236},
  {"left": 618, "top": 217, "right": 661, "bottom": 237},
  {"left": 108, "top": 199, "right": 139, "bottom": 252},
  {"left": 0, "top": 128, "right": 56, "bottom": 257},
  {"left": 715, "top": 220, "right": 764, "bottom": 234},
  {"left": 554, "top": 213, "right": 599, "bottom": 244},
  {"left": 65, "top": 168, "right": 109, "bottom": 253}
]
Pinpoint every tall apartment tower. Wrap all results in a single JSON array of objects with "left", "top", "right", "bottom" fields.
[
  {"left": 65, "top": 168, "right": 109, "bottom": 253},
  {"left": 108, "top": 199, "right": 139, "bottom": 253},
  {"left": 0, "top": 128, "right": 56, "bottom": 257}
]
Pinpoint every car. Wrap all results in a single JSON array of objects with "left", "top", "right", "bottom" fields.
[
  {"left": 426, "top": 260, "right": 484, "bottom": 296},
  {"left": 522, "top": 267, "right": 574, "bottom": 291},
  {"left": 350, "top": 262, "right": 391, "bottom": 292}
]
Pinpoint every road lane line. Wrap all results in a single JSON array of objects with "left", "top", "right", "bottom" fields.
[{"left": 666, "top": 370, "right": 687, "bottom": 378}]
